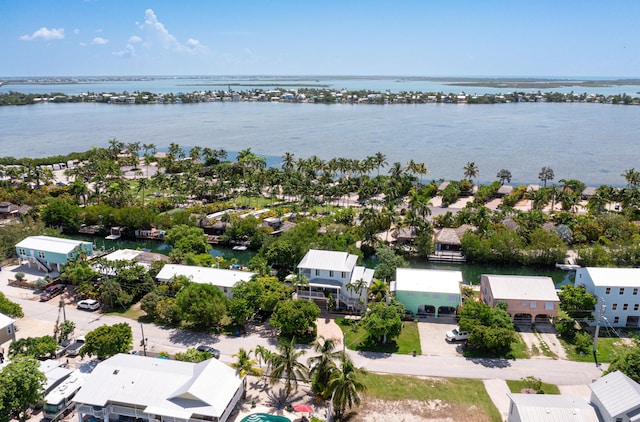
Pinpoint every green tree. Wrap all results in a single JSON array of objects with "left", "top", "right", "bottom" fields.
[
  {"left": 174, "top": 348, "right": 212, "bottom": 363},
  {"left": 0, "top": 292, "right": 23, "bottom": 318},
  {"left": 99, "top": 279, "right": 134, "bottom": 310},
  {"left": 458, "top": 300, "right": 516, "bottom": 356},
  {"left": 605, "top": 336, "right": 640, "bottom": 383},
  {"left": 362, "top": 301, "right": 403, "bottom": 344},
  {"left": 308, "top": 336, "right": 342, "bottom": 399},
  {"left": 165, "top": 224, "right": 210, "bottom": 255},
  {"left": 270, "top": 299, "right": 320, "bottom": 338},
  {"left": 558, "top": 284, "right": 597, "bottom": 320},
  {"left": 8, "top": 336, "right": 57, "bottom": 359},
  {"left": 175, "top": 282, "right": 228, "bottom": 329},
  {"left": 0, "top": 357, "right": 46, "bottom": 422},
  {"left": 41, "top": 199, "right": 81, "bottom": 232},
  {"left": 327, "top": 354, "right": 367, "bottom": 420},
  {"left": 463, "top": 161, "right": 479, "bottom": 184},
  {"left": 373, "top": 244, "right": 408, "bottom": 281},
  {"left": 496, "top": 169, "right": 512, "bottom": 185},
  {"left": 140, "top": 290, "right": 164, "bottom": 319},
  {"left": 269, "top": 337, "right": 309, "bottom": 399},
  {"left": 538, "top": 166, "right": 555, "bottom": 188},
  {"left": 79, "top": 323, "right": 133, "bottom": 359}
]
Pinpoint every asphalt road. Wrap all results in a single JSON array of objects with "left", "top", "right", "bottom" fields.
[{"left": 7, "top": 290, "right": 606, "bottom": 386}]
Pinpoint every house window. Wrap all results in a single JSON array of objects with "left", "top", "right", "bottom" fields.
[
  {"left": 38, "top": 251, "right": 45, "bottom": 259},
  {"left": 433, "top": 294, "right": 440, "bottom": 299},
  {"left": 223, "top": 287, "right": 228, "bottom": 294},
  {"left": 530, "top": 302, "right": 537, "bottom": 309},
  {"left": 624, "top": 304, "right": 629, "bottom": 311},
  {"left": 341, "top": 272, "right": 346, "bottom": 279},
  {"left": 315, "top": 269, "right": 320, "bottom": 276},
  {"left": 18, "top": 248, "right": 25, "bottom": 255},
  {"left": 329, "top": 271, "right": 334, "bottom": 277},
  {"left": 521, "top": 301, "right": 528, "bottom": 306},
  {"left": 448, "top": 294, "right": 458, "bottom": 302},
  {"left": 634, "top": 304, "right": 639, "bottom": 311},
  {"left": 612, "top": 304, "right": 618, "bottom": 311},
  {"left": 545, "top": 302, "right": 554, "bottom": 310},
  {"left": 605, "top": 288, "right": 611, "bottom": 294},
  {"left": 422, "top": 293, "right": 429, "bottom": 298},
  {"left": 614, "top": 317, "right": 620, "bottom": 324},
  {"left": 634, "top": 288, "right": 638, "bottom": 295},
  {"left": 620, "top": 288, "right": 625, "bottom": 295}
]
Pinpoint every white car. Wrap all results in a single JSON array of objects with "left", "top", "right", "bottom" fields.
[
  {"left": 445, "top": 328, "right": 469, "bottom": 342},
  {"left": 77, "top": 299, "right": 100, "bottom": 311}
]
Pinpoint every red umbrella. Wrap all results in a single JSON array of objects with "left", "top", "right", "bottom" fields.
[{"left": 293, "top": 404, "right": 314, "bottom": 413}]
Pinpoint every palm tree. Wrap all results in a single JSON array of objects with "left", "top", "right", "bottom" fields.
[
  {"left": 232, "top": 348, "right": 265, "bottom": 394},
  {"left": 136, "top": 178, "right": 149, "bottom": 206},
  {"left": 368, "top": 279, "right": 388, "bottom": 302},
  {"left": 538, "top": 166, "right": 555, "bottom": 188},
  {"left": 269, "top": 337, "right": 308, "bottom": 399},
  {"left": 621, "top": 168, "right": 640, "bottom": 189},
  {"left": 373, "top": 152, "right": 387, "bottom": 176},
  {"left": 463, "top": 161, "right": 479, "bottom": 184},
  {"left": 308, "top": 337, "right": 342, "bottom": 399},
  {"left": 327, "top": 354, "right": 367, "bottom": 420},
  {"left": 496, "top": 169, "right": 512, "bottom": 185}
]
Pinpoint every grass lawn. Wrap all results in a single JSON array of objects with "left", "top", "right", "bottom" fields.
[
  {"left": 561, "top": 336, "right": 623, "bottom": 363},
  {"left": 104, "top": 305, "right": 146, "bottom": 320},
  {"left": 506, "top": 379, "right": 561, "bottom": 395},
  {"left": 361, "top": 372, "right": 502, "bottom": 422},
  {"left": 336, "top": 318, "right": 421, "bottom": 355},
  {"left": 462, "top": 333, "right": 529, "bottom": 359}
]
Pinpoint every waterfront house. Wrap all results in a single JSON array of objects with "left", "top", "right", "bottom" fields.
[
  {"left": 296, "top": 249, "right": 374, "bottom": 311},
  {"left": 391, "top": 268, "right": 462, "bottom": 317},
  {"left": 480, "top": 274, "right": 559, "bottom": 324},
  {"left": 575, "top": 267, "right": 640, "bottom": 328},
  {"left": 0, "top": 313, "right": 16, "bottom": 347},
  {"left": 0, "top": 202, "right": 31, "bottom": 220},
  {"left": 589, "top": 370, "right": 640, "bottom": 421},
  {"left": 15, "top": 235, "right": 93, "bottom": 273},
  {"left": 74, "top": 354, "right": 243, "bottom": 422},
  {"left": 156, "top": 264, "right": 256, "bottom": 299}
]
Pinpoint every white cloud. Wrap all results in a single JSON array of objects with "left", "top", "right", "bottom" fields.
[
  {"left": 113, "top": 44, "right": 136, "bottom": 58},
  {"left": 91, "top": 37, "right": 109, "bottom": 45},
  {"left": 79, "top": 42, "right": 87, "bottom": 47},
  {"left": 20, "top": 27, "right": 64, "bottom": 41},
  {"left": 73, "top": 29, "right": 80, "bottom": 35},
  {"left": 138, "top": 8, "right": 207, "bottom": 54},
  {"left": 128, "top": 35, "right": 142, "bottom": 43}
]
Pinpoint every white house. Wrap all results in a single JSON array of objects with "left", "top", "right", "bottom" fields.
[
  {"left": 507, "top": 393, "right": 599, "bottom": 422},
  {"left": 575, "top": 267, "right": 640, "bottom": 328},
  {"left": 589, "top": 370, "right": 640, "bottom": 421},
  {"left": 297, "top": 249, "right": 374, "bottom": 310},
  {"left": 155, "top": 264, "right": 256, "bottom": 299},
  {"left": 73, "top": 354, "right": 243, "bottom": 422}
]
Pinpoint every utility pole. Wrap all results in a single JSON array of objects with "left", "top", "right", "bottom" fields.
[
  {"left": 593, "top": 299, "right": 606, "bottom": 366},
  {"left": 140, "top": 324, "right": 148, "bottom": 357}
]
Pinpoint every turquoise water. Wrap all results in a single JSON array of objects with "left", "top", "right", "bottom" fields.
[{"left": 240, "top": 413, "right": 291, "bottom": 422}]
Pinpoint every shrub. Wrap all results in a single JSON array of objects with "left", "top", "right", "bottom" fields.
[
  {"left": 574, "top": 331, "right": 592, "bottom": 355},
  {"left": 15, "top": 272, "right": 25, "bottom": 282}
]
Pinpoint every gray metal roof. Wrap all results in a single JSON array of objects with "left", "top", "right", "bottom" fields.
[
  {"left": 508, "top": 393, "right": 599, "bottom": 422},
  {"left": 156, "top": 264, "right": 256, "bottom": 288},
  {"left": 74, "top": 354, "right": 242, "bottom": 419},
  {"left": 298, "top": 249, "right": 358, "bottom": 273},
  {"left": 590, "top": 370, "right": 640, "bottom": 418},
  {"left": 483, "top": 274, "right": 559, "bottom": 302}
]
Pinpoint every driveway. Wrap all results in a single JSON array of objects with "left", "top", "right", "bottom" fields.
[
  {"left": 517, "top": 322, "right": 567, "bottom": 360},
  {"left": 417, "top": 318, "right": 463, "bottom": 357}
]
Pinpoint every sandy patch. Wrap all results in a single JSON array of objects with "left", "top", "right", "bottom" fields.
[{"left": 353, "top": 397, "right": 488, "bottom": 422}]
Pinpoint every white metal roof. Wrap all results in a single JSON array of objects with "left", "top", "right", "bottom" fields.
[
  {"left": 508, "top": 393, "right": 599, "bottom": 422},
  {"left": 298, "top": 249, "right": 358, "bottom": 273},
  {"left": 73, "top": 354, "right": 242, "bottom": 419},
  {"left": 578, "top": 267, "right": 640, "bottom": 288},
  {"left": 484, "top": 274, "right": 559, "bottom": 302},
  {"left": 15, "top": 235, "right": 90, "bottom": 255},
  {"left": 589, "top": 371, "right": 640, "bottom": 418},
  {"left": 156, "top": 264, "right": 255, "bottom": 288},
  {"left": 394, "top": 268, "right": 462, "bottom": 295},
  {"left": 101, "top": 249, "right": 144, "bottom": 261},
  {"left": 0, "top": 312, "right": 15, "bottom": 329},
  {"left": 350, "top": 266, "right": 375, "bottom": 286}
]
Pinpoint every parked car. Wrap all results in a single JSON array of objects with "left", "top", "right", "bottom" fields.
[
  {"left": 445, "top": 328, "right": 469, "bottom": 342},
  {"left": 77, "top": 299, "right": 100, "bottom": 311},
  {"left": 196, "top": 345, "right": 221, "bottom": 359},
  {"left": 40, "top": 284, "right": 65, "bottom": 301},
  {"left": 66, "top": 336, "right": 85, "bottom": 357}
]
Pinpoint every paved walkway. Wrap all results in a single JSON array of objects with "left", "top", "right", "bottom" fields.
[{"left": 483, "top": 379, "right": 510, "bottom": 421}]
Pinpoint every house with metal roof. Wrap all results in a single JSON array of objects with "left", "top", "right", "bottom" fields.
[
  {"left": 576, "top": 267, "right": 640, "bottom": 328},
  {"left": 15, "top": 235, "right": 93, "bottom": 273},
  {"left": 73, "top": 354, "right": 243, "bottom": 422},
  {"left": 156, "top": 264, "right": 256, "bottom": 299},
  {"left": 0, "top": 313, "right": 16, "bottom": 347},
  {"left": 506, "top": 393, "right": 599, "bottom": 422},
  {"left": 480, "top": 274, "right": 560, "bottom": 324},
  {"left": 590, "top": 370, "right": 640, "bottom": 421},
  {"left": 296, "top": 249, "right": 374, "bottom": 311},
  {"left": 391, "top": 268, "right": 462, "bottom": 317}
]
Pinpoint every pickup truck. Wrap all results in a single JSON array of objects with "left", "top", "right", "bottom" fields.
[{"left": 65, "top": 336, "right": 85, "bottom": 357}]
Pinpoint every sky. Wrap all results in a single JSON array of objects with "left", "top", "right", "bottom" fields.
[{"left": 1, "top": 0, "right": 639, "bottom": 78}]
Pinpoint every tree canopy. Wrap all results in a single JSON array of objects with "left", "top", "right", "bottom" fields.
[
  {"left": 80, "top": 322, "right": 133, "bottom": 359},
  {"left": 270, "top": 299, "right": 320, "bottom": 338},
  {"left": 175, "top": 282, "right": 228, "bottom": 329},
  {"left": 458, "top": 301, "right": 516, "bottom": 356},
  {"left": 0, "top": 357, "right": 46, "bottom": 422}
]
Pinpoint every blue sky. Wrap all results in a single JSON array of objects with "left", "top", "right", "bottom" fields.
[{"left": 2, "top": 0, "right": 638, "bottom": 77}]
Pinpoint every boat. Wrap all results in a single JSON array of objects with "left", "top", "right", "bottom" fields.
[
  {"left": 232, "top": 245, "right": 248, "bottom": 251},
  {"left": 555, "top": 263, "right": 581, "bottom": 271}
]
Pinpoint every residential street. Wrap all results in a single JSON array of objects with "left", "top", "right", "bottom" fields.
[{"left": 2, "top": 270, "right": 606, "bottom": 388}]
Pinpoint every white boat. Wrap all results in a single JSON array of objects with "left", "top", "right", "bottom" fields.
[
  {"left": 555, "top": 263, "right": 581, "bottom": 271},
  {"left": 232, "top": 245, "right": 248, "bottom": 251}
]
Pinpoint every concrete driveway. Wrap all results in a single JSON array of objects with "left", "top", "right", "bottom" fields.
[
  {"left": 417, "top": 318, "right": 464, "bottom": 357},
  {"left": 517, "top": 322, "right": 567, "bottom": 360}
]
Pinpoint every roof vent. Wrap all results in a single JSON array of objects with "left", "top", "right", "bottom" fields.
[{"left": 113, "top": 369, "right": 119, "bottom": 375}]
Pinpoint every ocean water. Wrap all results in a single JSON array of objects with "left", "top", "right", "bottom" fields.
[{"left": 1, "top": 99, "right": 639, "bottom": 187}]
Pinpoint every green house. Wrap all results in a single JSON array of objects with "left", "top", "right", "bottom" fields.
[
  {"left": 392, "top": 268, "right": 462, "bottom": 317},
  {"left": 15, "top": 235, "right": 93, "bottom": 273}
]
